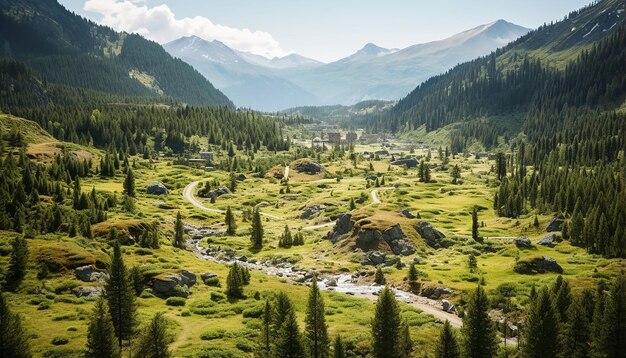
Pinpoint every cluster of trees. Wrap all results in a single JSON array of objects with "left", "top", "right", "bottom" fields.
[
  {"left": 278, "top": 225, "right": 305, "bottom": 248},
  {"left": 226, "top": 262, "right": 251, "bottom": 299}
]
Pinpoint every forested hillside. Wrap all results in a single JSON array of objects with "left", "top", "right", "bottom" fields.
[{"left": 0, "top": 0, "right": 232, "bottom": 107}]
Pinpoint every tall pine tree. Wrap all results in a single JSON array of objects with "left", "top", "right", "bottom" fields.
[
  {"left": 305, "top": 279, "right": 330, "bottom": 358},
  {"left": 0, "top": 293, "right": 30, "bottom": 358},
  {"left": 105, "top": 241, "right": 137, "bottom": 349},
  {"left": 371, "top": 287, "right": 401, "bottom": 358},
  {"left": 435, "top": 320, "right": 460, "bottom": 358},
  {"left": 85, "top": 297, "right": 119, "bottom": 358},
  {"left": 521, "top": 287, "right": 560, "bottom": 358},
  {"left": 460, "top": 286, "right": 498, "bottom": 358}
]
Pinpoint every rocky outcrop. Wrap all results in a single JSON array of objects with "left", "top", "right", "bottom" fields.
[
  {"left": 382, "top": 224, "right": 416, "bottom": 256},
  {"left": 324, "top": 214, "right": 354, "bottom": 243},
  {"left": 421, "top": 286, "right": 453, "bottom": 299},
  {"left": 75, "top": 265, "right": 109, "bottom": 283},
  {"left": 514, "top": 256, "right": 563, "bottom": 274},
  {"left": 146, "top": 181, "right": 168, "bottom": 195},
  {"left": 415, "top": 222, "right": 446, "bottom": 248},
  {"left": 537, "top": 233, "right": 560, "bottom": 247},
  {"left": 293, "top": 159, "right": 323, "bottom": 174},
  {"left": 545, "top": 217, "right": 563, "bottom": 232},
  {"left": 442, "top": 299, "right": 457, "bottom": 314},
  {"left": 391, "top": 158, "right": 418, "bottom": 168},
  {"left": 514, "top": 237, "right": 532, "bottom": 249},
  {"left": 400, "top": 209, "right": 416, "bottom": 219},
  {"left": 72, "top": 286, "right": 103, "bottom": 298},
  {"left": 151, "top": 270, "right": 197, "bottom": 298},
  {"left": 184, "top": 224, "right": 225, "bottom": 241},
  {"left": 300, "top": 205, "right": 325, "bottom": 220},
  {"left": 356, "top": 229, "right": 382, "bottom": 248},
  {"left": 362, "top": 251, "right": 386, "bottom": 265}
]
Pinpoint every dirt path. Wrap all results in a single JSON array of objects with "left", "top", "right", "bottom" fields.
[
  {"left": 369, "top": 186, "right": 394, "bottom": 204},
  {"left": 182, "top": 181, "right": 283, "bottom": 220},
  {"left": 284, "top": 165, "right": 290, "bottom": 179}
]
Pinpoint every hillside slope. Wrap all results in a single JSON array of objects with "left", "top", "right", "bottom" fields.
[{"left": 0, "top": 0, "right": 232, "bottom": 107}]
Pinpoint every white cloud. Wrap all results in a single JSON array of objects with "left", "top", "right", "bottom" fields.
[{"left": 83, "top": 0, "right": 288, "bottom": 58}]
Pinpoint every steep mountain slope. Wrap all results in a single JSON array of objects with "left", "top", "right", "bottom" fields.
[
  {"left": 0, "top": 0, "right": 232, "bottom": 107},
  {"left": 164, "top": 36, "right": 317, "bottom": 111},
  {"left": 284, "top": 20, "right": 530, "bottom": 106},
  {"left": 366, "top": 0, "right": 626, "bottom": 134}
]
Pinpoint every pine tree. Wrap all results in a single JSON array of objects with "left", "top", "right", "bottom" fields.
[
  {"left": 225, "top": 206, "right": 236, "bottom": 235},
  {"left": 460, "top": 286, "right": 498, "bottom": 358},
  {"left": 250, "top": 208, "right": 263, "bottom": 249},
  {"left": 135, "top": 312, "right": 171, "bottom": 358},
  {"left": 6, "top": 236, "right": 28, "bottom": 288},
  {"left": 553, "top": 277, "right": 572, "bottom": 323},
  {"left": 226, "top": 263, "right": 244, "bottom": 298},
  {"left": 259, "top": 300, "right": 272, "bottom": 358},
  {"left": 521, "top": 287, "right": 560, "bottom": 358},
  {"left": 305, "top": 279, "right": 330, "bottom": 358},
  {"left": 173, "top": 211, "right": 185, "bottom": 249},
  {"left": 0, "top": 293, "right": 30, "bottom": 358},
  {"left": 560, "top": 295, "right": 591, "bottom": 358},
  {"left": 594, "top": 276, "right": 626, "bottom": 358},
  {"left": 105, "top": 241, "right": 137, "bottom": 348},
  {"left": 407, "top": 263, "right": 418, "bottom": 282},
  {"left": 274, "top": 304, "right": 304, "bottom": 358},
  {"left": 435, "top": 320, "right": 460, "bottom": 358},
  {"left": 399, "top": 320, "right": 413, "bottom": 358},
  {"left": 333, "top": 336, "right": 345, "bottom": 358},
  {"left": 371, "top": 287, "right": 401, "bottom": 358},
  {"left": 451, "top": 165, "right": 461, "bottom": 184},
  {"left": 273, "top": 292, "right": 293, "bottom": 336},
  {"left": 471, "top": 206, "right": 479, "bottom": 242},
  {"left": 85, "top": 297, "right": 119, "bottom": 358},
  {"left": 375, "top": 267, "right": 385, "bottom": 285},
  {"left": 129, "top": 266, "right": 144, "bottom": 296},
  {"left": 123, "top": 168, "right": 135, "bottom": 197}
]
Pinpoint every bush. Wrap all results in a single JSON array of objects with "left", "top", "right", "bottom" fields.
[
  {"left": 51, "top": 337, "right": 69, "bottom": 345},
  {"left": 242, "top": 304, "right": 264, "bottom": 318},
  {"left": 236, "top": 339, "right": 254, "bottom": 352},
  {"left": 203, "top": 276, "right": 220, "bottom": 287},
  {"left": 166, "top": 297, "right": 186, "bottom": 306},
  {"left": 200, "top": 328, "right": 226, "bottom": 340},
  {"left": 54, "top": 280, "right": 80, "bottom": 294},
  {"left": 210, "top": 292, "right": 226, "bottom": 302}
]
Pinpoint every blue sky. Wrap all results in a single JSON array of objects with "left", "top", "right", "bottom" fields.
[{"left": 59, "top": 0, "right": 592, "bottom": 62}]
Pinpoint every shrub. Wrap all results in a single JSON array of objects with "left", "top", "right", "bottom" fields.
[
  {"left": 242, "top": 304, "right": 264, "bottom": 318},
  {"left": 166, "top": 297, "right": 186, "bottom": 306},
  {"left": 210, "top": 292, "right": 226, "bottom": 302},
  {"left": 51, "top": 337, "right": 69, "bottom": 345},
  {"left": 200, "top": 328, "right": 226, "bottom": 340},
  {"left": 203, "top": 276, "right": 220, "bottom": 287}
]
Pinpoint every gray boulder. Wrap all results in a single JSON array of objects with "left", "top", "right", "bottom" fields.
[
  {"left": 415, "top": 222, "right": 446, "bottom": 248},
  {"left": 442, "top": 299, "right": 456, "bottom": 313},
  {"left": 363, "top": 251, "right": 386, "bottom": 265},
  {"left": 72, "top": 286, "right": 103, "bottom": 298},
  {"left": 400, "top": 209, "right": 416, "bottom": 219},
  {"left": 382, "top": 224, "right": 404, "bottom": 243},
  {"left": 514, "top": 256, "right": 563, "bottom": 274},
  {"left": 294, "top": 160, "right": 323, "bottom": 174},
  {"left": 390, "top": 239, "right": 416, "bottom": 256},
  {"left": 301, "top": 205, "right": 325, "bottom": 220},
  {"left": 422, "top": 286, "right": 453, "bottom": 299},
  {"left": 146, "top": 181, "right": 168, "bottom": 195},
  {"left": 201, "top": 272, "right": 218, "bottom": 284},
  {"left": 325, "top": 214, "right": 354, "bottom": 243},
  {"left": 326, "top": 278, "right": 338, "bottom": 287},
  {"left": 537, "top": 233, "right": 560, "bottom": 247},
  {"left": 366, "top": 175, "right": 378, "bottom": 182},
  {"left": 356, "top": 229, "right": 382, "bottom": 248},
  {"left": 514, "top": 237, "right": 532, "bottom": 249},
  {"left": 545, "top": 217, "right": 563, "bottom": 232},
  {"left": 151, "top": 270, "right": 197, "bottom": 298},
  {"left": 391, "top": 158, "right": 418, "bottom": 168},
  {"left": 75, "top": 265, "right": 109, "bottom": 283}
]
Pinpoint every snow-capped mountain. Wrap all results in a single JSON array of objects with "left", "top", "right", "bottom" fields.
[{"left": 165, "top": 20, "right": 530, "bottom": 110}]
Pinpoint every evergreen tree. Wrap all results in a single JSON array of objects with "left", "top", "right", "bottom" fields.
[
  {"left": 105, "top": 241, "right": 137, "bottom": 348},
  {"left": 172, "top": 211, "right": 185, "bottom": 249},
  {"left": 226, "top": 262, "right": 244, "bottom": 298},
  {"left": 135, "top": 312, "right": 171, "bottom": 358},
  {"left": 273, "top": 292, "right": 294, "bottom": 336},
  {"left": 85, "top": 297, "right": 119, "bottom": 358},
  {"left": 460, "top": 286, "right": 498, "bottom": 358},
  {"left": 435, "top": 320, "right": 460, "bottom": 358},
  {"left": 407, "top": 262, "right": 418, "bottom": 282},
  {"left": 274, "top": 304, "right": 304, "bottom": 358},
  {"left": 250, "top": 208, "right": 264, "bottom": 249},
  {"left": 333, "top": 336, "right": 345, "bottom": 358},
  {"left": 471, "top": 206, "right": 479, "bottom": 241},
  {"left": 129, "top": 266, "right": 144, "bottom": 296},
  {"left": 123, "top": 168, "right": 135, "bottom": 197},
  {"left": 451, "top": 164, "right": 461, "bottom": 184},
  {"left": 399, "top": 320, "right": 413, "bottom": 358},
  {"left": 225, "top": 206, "right": 236, "bottom": 235},
  {"left": 521, "top": 287, "right": 560, "bottom": 358},
  {"left": 375, "top": 267, "right": 385, "bottom": 285},
  {"left": 371, "top": 287, "right": 401, "bottom": 358},
  {"left": 259, "top": 300, "right": 272, "bottom": 358},
  {"left": 6, "top": 236, "right": 28, "bottom": 288},
  {"left": 594, "top": 276, "right": 626, "bottom": 358},
  {"left": 560, "top": 295, "right": 591, "bottom": 358},
  {"left": 0, "top": 293, "right": 30, "bottom": 358},
  {"left": 305, "top": 279, "right": 330, "bottom": 358}
]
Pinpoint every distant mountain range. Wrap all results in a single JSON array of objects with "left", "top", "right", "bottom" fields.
[{"left": 165, "top": 20, "right": 530, "bottom": 111}]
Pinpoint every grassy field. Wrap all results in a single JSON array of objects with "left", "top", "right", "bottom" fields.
[{"left": 0, "top": 114, "right": 623, "bottom": 357}]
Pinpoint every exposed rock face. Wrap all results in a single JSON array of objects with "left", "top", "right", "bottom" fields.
[
  {"left": 514, "top": 256, "right": 563, "bottom": 274},
  {"left": 391, "top": 158, "right": 418, "bottom": 168},
  {"left": 324, "top": 214, "right": 354, "bottom": 243},
  {"left": 514, "top": 237, "right": 532, "bottom": 249},
  {"left": 442, "top": 299, "right": 457, "bottom": 314},
  {"left": 537, "top": 233, "right": 560, "bottom": 247},
  {"left": 382, "top": 224, "right": 416, "bottom": 256},
  {"left": 75, "top": 265, "right": 109, "bottom": 283},
  {"left": 293, "top": 160, "right": 323, "bottom": 174},
  {"left": 146, "top": 181, "right": 168, "bottom": 195},
  {"left": 415, "top": 222, "right": 446, "bottom": 248},
  {"left": 356, "top": 229, "right": 383, "bottom": 248},
  {"left": 151, "top": 270, "right": 197, "bottom": 298},
  {"left": 236, "top": 174, "right": 247, "bottom": 181},
  {"left": 362, "top": 251, "right": 386, "bottom": 265},
  {"left": 545, "top": 217, "right": 564, "bottom": 232},
  {"left": 72, "top": 286, "right": 103, "bottom": 298},
  {"left": 300, "top": 205, "right": 325, "bottom": 220},
  {"left": 184, "top": 224, "right": 225, "bottom": 241}
]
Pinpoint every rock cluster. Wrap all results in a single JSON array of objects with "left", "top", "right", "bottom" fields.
[
  {"left": 391, "top": 157, "right": 418, "bottom": 168},
  {"left": 324, "top": 214, "right": 355, "bottom": 243},
  {"left": 514, "top": 256, "right": 563, "bottom": 274},
  {"left": 293, "top": 160, "right": 323, "bottom": 174},
  {"left": 421, "top": 286, "right": 453, "bottom": 299},
  {"left": 354, "top": 224, "right": 416, "bottom": 256},
  {"left": 75, "top": 265, "right": 109, "bottom": 283},
  {"left": 537, "top": 233, "right": 560, "bottom": 247},
  {"left": 72, "top": 286, "right": 103, "bottom": 298},
  {"left": 146, "top": 181, "right": 168, "bottom": 195},
  {"left": 151, "top": 270, "right": 197, "bottom": 298},
  {"left": 300, "top": 205, "right": 325, "bottom": 220},
  {"left": 415, "top": 222, "right": 446, "bottom": 248},
  {"left": 514, "top": 237, "right": 532, "bottom": 249}
]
